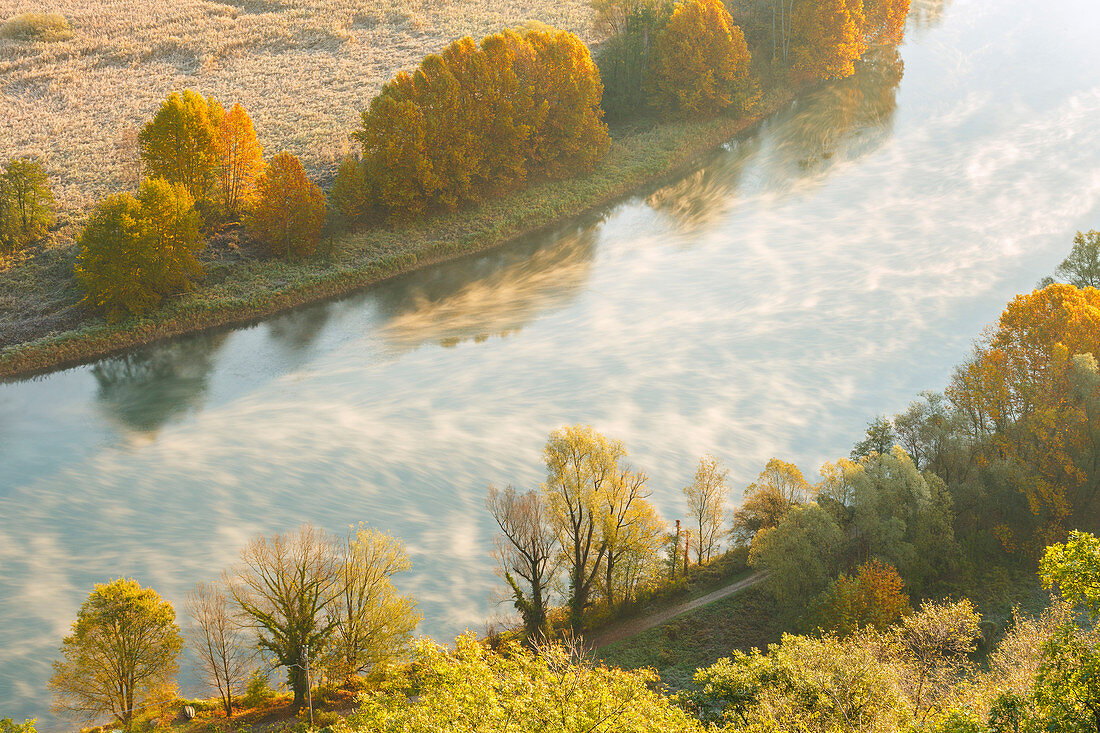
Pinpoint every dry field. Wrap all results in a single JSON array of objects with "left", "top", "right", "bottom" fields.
[{"left": 0, "top": 0, "right": 595, "bottom": 216}]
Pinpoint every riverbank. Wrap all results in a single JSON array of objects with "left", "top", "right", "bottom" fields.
[{"left": 0, "top": 87, "right": 795, "bottom": 382}]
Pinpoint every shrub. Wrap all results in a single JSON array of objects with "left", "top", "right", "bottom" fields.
[
  {"left": 328, "top": 155, "right": 370, "bottom": 225},
  {"left": 0, "top": 157, "right": 56, "bottom": 254},
  {"left": 814, "top": 559, "right": 911, "bottom": 635},
  {"left": 74, "top": 179, "right": 204, "bottom": 321},
  {"left": 240, "top": 669, "right": 275, "bottom": 708},
  {"left": 0, "top": 13, "right": 72, "bottom": 42},
  {"left": 247, "top": 152, "right": 326, "bottom": 258},
  {"left": 648, "top": 0, "right": 758, "bottom": 119}
]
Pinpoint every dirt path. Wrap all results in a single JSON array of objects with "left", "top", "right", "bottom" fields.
[{"left": 587, "top": 571, "right": 768, "bottom": 650}]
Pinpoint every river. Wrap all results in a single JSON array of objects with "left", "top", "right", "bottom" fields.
[{"left": 2, "top": 0, "right": 1100, "bottom": 724}]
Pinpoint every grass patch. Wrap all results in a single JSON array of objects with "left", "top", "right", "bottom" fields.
[
  {"left": 596, "top": 585, "right": 790, "bottom": 690},
  {"left": 0, "top": 13, "right": 73, "bottom": 42},
  {"left": 0, "top": 87, "right": 793, "bottom": 380}
]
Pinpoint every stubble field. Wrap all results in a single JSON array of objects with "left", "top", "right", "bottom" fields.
[{"left": 0, "top": 0, "right": 595, "bottom": 215}]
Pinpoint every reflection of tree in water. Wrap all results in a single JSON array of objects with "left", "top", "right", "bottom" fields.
[
  {"left": 646, "top": 46, "right": 905, "bottom": 228},
  {"left": 92, "top": 333, "right": 226, "bottom": 432},
  {"left": 266, "top": 302, "right": 334, "bottom": 351},
  {"left": 908, "top": 0, "right": 950, "bottom": 33},
  {"left": 374, "top": 224, "right": 599, "bottom": 352},
  {"left": 772, "top": 45, "right": 905, "bottom": 177}
]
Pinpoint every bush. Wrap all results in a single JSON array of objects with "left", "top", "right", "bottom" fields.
[
  {"left": 648, "top": 0, "right": 759, "bottom": 119},
  {"left": 328, "top": 156, "right": 370, "bottom": 225},
  {"left": 0, "top": 13, "right": 72, "bottom": 42},
  {"left": 74, "top": 179, "right": 204, "bottom": 321},
  {"left": 296, "top": 709, "right": 339, "bottom": 727},
  {"left": 247, "top": 152, "right": 326, "bottom": 258},
  {"left": 240, "top": 669, "right": 275, "bottom": 708}
]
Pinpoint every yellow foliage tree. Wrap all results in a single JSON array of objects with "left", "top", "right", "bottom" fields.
[
  {"left": 791, "top": 0, "right": 867, "bottom": 81},
  {"left": 139, "top": 90, "right": 218, "bottom": 203},
  {"left": 211, "top": 102, "right": 264, "bottom": 219},
  {"left": 247, "top": 152, "right": 326, "bottom": 258},
  {"left": 648, "top": 0, "right": 759, "bottom": 119},
  {"left": 864, "top": 0, "right": 910, "bottom": 45}
]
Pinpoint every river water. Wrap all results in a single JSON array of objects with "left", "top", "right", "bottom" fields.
[{"left": 3, "top": 0, "right": 1100, "bottom": 724}]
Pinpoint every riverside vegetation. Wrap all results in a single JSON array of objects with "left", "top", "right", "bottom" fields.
[
  {"left": 10, "top": 238, "right": 1100, "bottom": 733},
  {"left": 0, "top": 0, "right": 909, "bottom": 378}
]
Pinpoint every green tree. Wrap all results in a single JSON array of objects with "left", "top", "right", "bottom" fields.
[
  {"left": 48, "top": 579, "right": 183, "bottom": 728},
  {"left": 595, "top": 2, "right": 670, "bottom": 121},
  {"left": 74, "top": 179, "right": 204, "bottom": 321},
  {"left": 0, "top": 157, "right": 56, "bottom": 252},
  {"left": 139, "top": 90, "right": 219, "bottom": 202},
  {"left": 0, "top": 720, "right": 37, "bottom": 733},
  {"left": 648, "top": 0, "right": 758, "bottom": 119},
  {"left": 247, "top": 152, "right": 326, "bottom": 258},
  {"left": 351, "top": 634, "right": 705, "bottom": 732},
  {"left": 1030, "top": 623, "right": 1100, "bottom": 733},
  {"left": 851, "top": 414, "right": 897, "bottom": 459},
  {"left": 749, "top": 503, "right": 844, "bottom": 609},
  {"left": 732, "top": 457, "right": 813, "bottom": 543},
  {"left": 329, "top": 155, "right": 371, "bottom": 225},
  {"left": 1055, "top": 230, "right": 1100, "bottom": 289}
]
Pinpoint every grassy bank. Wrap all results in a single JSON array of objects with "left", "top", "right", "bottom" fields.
[{"left": 0, "top": 88, "right": 792, "bottom": 381}]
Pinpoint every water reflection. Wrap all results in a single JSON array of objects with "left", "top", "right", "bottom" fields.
[
  {"left": 266, "top": 302, "right": 335, "bottom": 352},
  {"left": 92, "top": 334, "right": 227, "bottom": 432},
  {"left": 375, "top": 224, "right": 599, "bottom": 352}
]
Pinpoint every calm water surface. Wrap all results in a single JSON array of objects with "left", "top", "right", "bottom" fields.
[{"left": 3, "top": 0, "right": 1100, "bottom": 724}]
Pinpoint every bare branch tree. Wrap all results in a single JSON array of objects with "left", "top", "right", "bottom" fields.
[
  {"left": 487, "top": 485, "right": 558, "bottom": 638},
  {"left": 187, "top": 582, "right": 251, "bottom": 718}
]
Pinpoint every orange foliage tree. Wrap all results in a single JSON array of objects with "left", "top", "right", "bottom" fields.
[
  {"left": 791, "top": 0, "right": 867, "bottom": 81},
  {"left": 247, "top": 152, "right": 326, "bottom": 258},
  {"left": 355, "top": 28, "right": 609, "bottom": 220},
  {"left": 863, "top": 0, "right": 911, "bottom": 46},
  {"left": 648, "top": 0, "right": 758, "bottom": 119},
  {"left": 949, "top": 284, "right": 1100, "bottom": 552},
  {"left": 815, "top": 559, "right": 911, "bottom": 636},
  {"left": 211, "top": 102, "right": 264, "bottom": 219}
]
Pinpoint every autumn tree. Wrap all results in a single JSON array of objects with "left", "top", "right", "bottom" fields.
[
  {"left": 790, "top": 0, "right": 867, "bottom": 81},
  {"left": 329, "top": 155, "right": 371, "bottom": 225},
  {"left": 49, "top": 579, "right": 183, "bottom": 728},
  {"left": 326, "top": 524, "right": 419, "bottom": 682},
  {"left": 600, "top": 468, "right": 664, "bottom": 607},
  {"left": 139, "top": 90, "right": 218, "bottom": 202},
  {"left": 543, "top": 425, "right": 623, "bottom": 628},
  {"left": 247, "top": 152, "right": 326, "bottom": 258},
  {"left": 732, "top": 457, "right": 813, "bottom": 543},
  {"left": 1055, "top": 230, "right": 1100, "bottom": 289},
  {"left": 815, "top": 559, "right": 911, "bottom": 636},
  {"left": 0, "top": 157, "right": 55, "bottom": 253},
  {"left": 487, "top": 485, "right": 558, "bottom": 639},
  {"left": 684, "top": 455, "right": 729, "bottom": 563},
  {"left": 211, "top": 102, "right": 264, "bottom": 219},
  {"left": 1041, "top": 531, "right": 1100, "bottom": 618},
  {"left": 74, "top": 179, "right": 204, "bottom": 321},
  {"left": 863, "top": 0, "right": 911, "bottom": 45},
  {"left": 187, "top": 582, "right": 250, "bottom": 718},
  {"left": 228, "top": 525, "right": 340, "bottom": 707},
  {"left": 648, "top": 0, "right": 757, "bottom": 119}
]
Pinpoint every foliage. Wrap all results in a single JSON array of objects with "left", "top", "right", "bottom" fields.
[
  {"left": 863, "top": 0, "right": 911, "bottom": 46},
  {"left": 0, "top": 720, "right": 36, "bottom": 733},
  {"left": 211, "top": 102, "right": 265, "bottom": 220},
  {"left": 732, "top": 457, "right": 813, "bottom": 544},
  {"left": 355, "top": 28, "right": 609, "bottom": 220},
  {"left": 0, "top": 157, "right": 56, "bottom": 254},
  {"left": 749, "top": 503, "right": 844, "bottom": 610},
  {"left": 241, "top": 669, "right": 276, "bottom": 708},
  {"left": 48, "top": 578, "right": 183, "bottom": 726},
  {"left": 247, "top": 152, "right": 326, "bottom": 258},
  {"left": 1054, "top": 230, "right": 1100, "bottom": 289},
  {"left": 350, "top": 634, "right": 705, "bottom": 732},
  {"left": 0, "top": 12, "right": 71, "bottom": 41},
  {"left": 329, "top": 156, "right": 371, "bottom": 225},
  {"left": 593, "top": 1, "right": 670, "bottom": 121},
  {"left": 1029, "top": 622, "right": 1100, "bottom": 733},
  {"left": 648, "top": 0, "right": 758, "bottom": 119},
  {"left": 851, "top": 414, "right": 898, "bottom": 459},
  {"left": 790, "top": 0, "right": 868, "bottom": 81},
  {"left": 139, "top": 91, "right": 219, "bottom": 203},
  {"left": 74, "top": 179, "right": 204, "bottom": 321},
  {"left": 1041, "top": 531, "right": 1100, "bottom": 618},
  {"left": 815, "top": 559, "right": 911, "bottom": 636}
]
